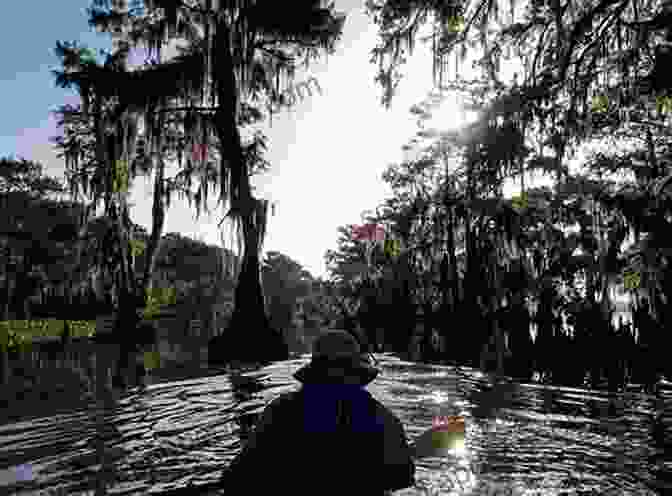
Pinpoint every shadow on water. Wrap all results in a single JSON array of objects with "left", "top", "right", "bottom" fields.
[{"left": 0, "top": 354, "right": 670, "bottom": 495}]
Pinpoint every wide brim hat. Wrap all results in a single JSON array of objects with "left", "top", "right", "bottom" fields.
[{"left": 293, "top": 329, "right": 379, "bottom": 386}]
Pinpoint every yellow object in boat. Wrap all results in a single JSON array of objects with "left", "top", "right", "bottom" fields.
[
  {"left": 429, "top": 416, "right": 466, "bottom": 451},
  {"left": 433, "top": 415, "right": 466, "bottom": 433},
  {"left": 430, "top": 428, "right": 464, "bottom": 451},
  {"left": 412, "top": 417, "right": 467, "bottom": 458}
]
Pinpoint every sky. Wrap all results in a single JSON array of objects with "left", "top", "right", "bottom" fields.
[{"left": 0, "top": 0, "right": 536, "bottom": 280}]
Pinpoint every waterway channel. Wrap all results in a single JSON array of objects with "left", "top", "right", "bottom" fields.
[{"left": 1, "top": 353, "right": 670, "bottom": 495}]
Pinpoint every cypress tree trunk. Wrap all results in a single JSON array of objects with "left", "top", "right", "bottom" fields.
[
  {"left": 141, "top": 156, "right": 167, "bottom": 293},
  {"left": 223, "top": 206, "right": 288, "bottom": 364},
  {"left": 208, "top": 22, "right": 287, "bottom": 366}
]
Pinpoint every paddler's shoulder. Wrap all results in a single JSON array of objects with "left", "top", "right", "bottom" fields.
[
  {"left": 362, "top": 393, "right": 404, "bottom": 429},
  {"left": 265, "top": 388, "right": 391, "bottom": 417},
  {"left": 361, "top": 392, "right": 390, "bottom": 415}
]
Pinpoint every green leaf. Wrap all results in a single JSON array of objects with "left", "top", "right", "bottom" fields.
[
  {"left": 79, "top": 47, "right": 97, "bottom": 64},
  {"left": 591, "top": 95, "right": 609, "bottom": 113},
  {"left": 623, "top": 271, "right": 640, "bottom": 289},
  {"left": 445, "top": 15, "right": 464, "bottom": 33},
  {"left": 113, "top": 159, "right": 129, "bottom": 193},
  {"left": 655, "top": 96, "right": 672, "bottom": 114},
  {"left": 144, "top": 351, "right": 161, "bottom": 370},
  {"left": 384, "top": 238, "right": 402, "bottom": 258},
  {"left": 511, "top": 192, "right": 528, "bottom": 211},
  {"left": 130, "top": 239, "right": 146, "bottom": 256}
]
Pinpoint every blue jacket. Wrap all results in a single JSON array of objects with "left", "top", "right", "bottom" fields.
[{"left": 224, "top": 384, "right": 415, "bottom": 494}]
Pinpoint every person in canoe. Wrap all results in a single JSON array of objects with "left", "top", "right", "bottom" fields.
[{"left": 222, "top": 329, "right": 415, "bottom": 495}]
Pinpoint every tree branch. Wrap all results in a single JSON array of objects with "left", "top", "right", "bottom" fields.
[{"left": 558, "top": 0, "right": 627, "bottom": 83}]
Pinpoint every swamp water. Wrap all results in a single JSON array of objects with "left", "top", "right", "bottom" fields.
[{"left": 0, "top": 353, "right": 670, "bottom": 495}]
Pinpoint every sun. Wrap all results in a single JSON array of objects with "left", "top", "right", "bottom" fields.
[{"left": 425, "top": 97, "right": 480, "bottom": 131}]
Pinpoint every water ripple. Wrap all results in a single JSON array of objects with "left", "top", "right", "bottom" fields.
[{"left": 1, "top": 356, "right": 670, "bottom": 495}]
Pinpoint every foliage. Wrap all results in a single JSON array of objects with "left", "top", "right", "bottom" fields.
[
  {"left": 324, "top": 68, "right": 672, "bottom": 383},
  {"left": 1, "top": 320, "right": 96, "bottom": 353},
  {"left": 65, "top": 0, "right": 346, "bottom": 364},
  {"left": 261, "top": 251, "right": 313, "bottom": 332},
  {"left": 0, "top": 157, "right": 64, "bottom": 198},
  {"left": 337, "top": 0, "right": 671, "bottom": 383},
  {"left": 0, "top": 160, "right": 92, "bottom": 343}
]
